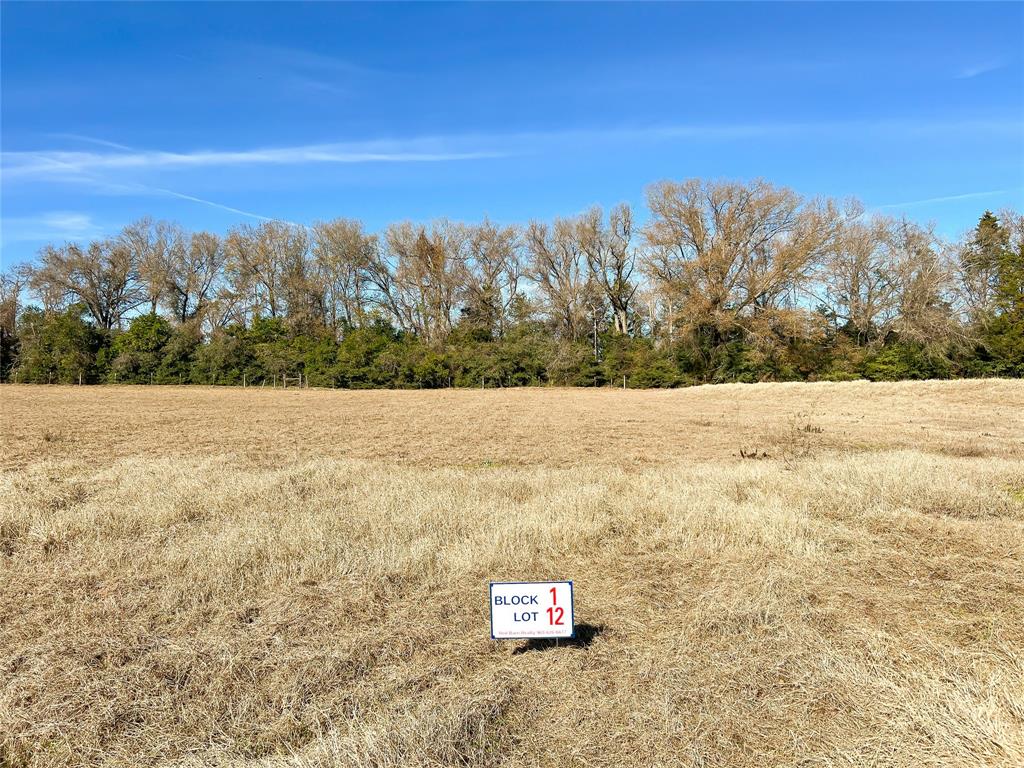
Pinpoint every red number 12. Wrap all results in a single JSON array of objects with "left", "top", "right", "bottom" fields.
[{"left": 547, "top": 607, "right": 564, "bottom": 625}]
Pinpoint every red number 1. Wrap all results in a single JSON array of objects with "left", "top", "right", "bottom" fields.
[
  {"left": 549, "top": 587, "right": 557, "bottom": 606},
  {"left": 547, "top": 607, "right": 564, "bottom": 625}
]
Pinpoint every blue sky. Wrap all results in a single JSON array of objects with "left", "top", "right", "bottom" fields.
[{"left": 2, "top": 1, "right": 1023, "bottom": 264}]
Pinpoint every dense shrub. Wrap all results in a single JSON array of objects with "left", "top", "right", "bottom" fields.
[
  {"left": 109, "top": 313, "right": 174, "bottom": 384},
  {"left": 861, "top": 341, "right": 953, "bottom": 381},
  {"left": 13, "top": 306, "right": 110, "bottom": 384},
  {"left": 5, "top": 305, "right": 1022, "bottom": 389}
]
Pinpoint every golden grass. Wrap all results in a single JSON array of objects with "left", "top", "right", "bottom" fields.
[
  {"left": 3, "top": 379, "right": 1023, "bottom": 470},
  {"left": 1, "top": 381, "right": 1023, "bottom": 767}
]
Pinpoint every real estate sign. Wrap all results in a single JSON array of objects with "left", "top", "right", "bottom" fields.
[{"left": 489, "top": 581, "right": 574, "bottom": 640}]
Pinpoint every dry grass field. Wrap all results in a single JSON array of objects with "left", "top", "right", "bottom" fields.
[{"left": 2, "top": 380, "right": 1023, "bottom": 767}]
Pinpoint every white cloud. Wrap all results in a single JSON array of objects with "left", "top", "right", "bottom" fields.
[
  {"left": 954, "top": 61, "right": 1006, "bottom": 79},
  {"left": 2, "top": 211, "right": 103, "bottom": 243},
  {"left": 2, "top": 141, "right": 504, "bottom": 181},
  {"left": 6, "top": 118, "right": 1021, "bottom": 183}
]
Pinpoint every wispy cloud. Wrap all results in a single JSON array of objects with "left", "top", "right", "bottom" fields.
[
  {"left": 2, "top": 140, "right": 504, "bottom": 181},
  {"left": 233, "top": 41, "right": 386, "bottom": 79},
  {"left": 874, "top": 188, "right": 1021, "bottom": 211},
  {"left": 44, "top": 133, "right": 138, "bottom": 151},
  {"left": 2, "top": 191, "right": 289, "bottom": 250},
  {"left": 144, "top": 186, "right": 287, "bottom": 224},
  {"left": 60, "top": 176, "right": 294, "bottom": 224},
  {"left": 218, "top": 41, "right": 394, "bottom": 100},
  {"left": 8, "top": 117, "right": 1020, "bottom": 183},
  {"left": 576, "top": 117, "right": 1024, "bottom": 142},
  {"left": 285, "top": 75, "right": 352, "bottom": 96},
  {"left": 954, "top": 61, "right": 1007, "bottom": 79},
  {"left": 2, "top": 211, "right": 103, "bottom": 243}
]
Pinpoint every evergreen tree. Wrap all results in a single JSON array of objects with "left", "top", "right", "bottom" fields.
[
  {"left": 14, "top": 305, "right": 109, "bottom": 384},
  {"left": 983, "top": 223, "right": 1024, "bottom": 374}
]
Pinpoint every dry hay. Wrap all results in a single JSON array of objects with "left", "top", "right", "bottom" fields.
[{"left": 1, "top": 380, "right": 1023, "bottom": 767}]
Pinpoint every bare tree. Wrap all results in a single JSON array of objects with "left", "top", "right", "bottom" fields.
[
  {"left": 889, "top": 219, "right": 959, "bottom": 345},
  {"left": 0, "top": 269, "right": 24, "bottom": 372},
  {"left": 27, "top": 239, "right": 142, "bottom": 329},
  {"left": 165, "top": 231, "right": 224, "bottom": 324},
  {"left": 525, "top": 218, "right": 586, "bottom": 341},
  {"left": 224, "top": 221, "right": 309, "bottom": 322},
  {"left": 641, "top": 238, "right": 687, "bottom": 345},
  {"left": 277, "top": 227, "right": 320, "bottom": 331},
  {"left": 576, "top": 204, "right": 637, "bottom": 335},
  {"left": 120, "top": 218, "right": 185, "bottom": 315},
  {"left": 311, "top": 218, "right": 376, "bottom": 333},
  {"left": 0, "top": 270, "right": 22, "bottom": 329},
  {"left": 643, "top": 178, "right": 840, "bottom": 347},
  {"left": 367, "top": 220, "right": 467, "bottom": 342},
  {"left": 820, "top": 209, "right": 900, "bottom": 343},
  {"left": 464, "top": 219, "right": 522, "bottom": 338},
  {"left": 206, "top": 286, "right": 248, "bottom": 332}
]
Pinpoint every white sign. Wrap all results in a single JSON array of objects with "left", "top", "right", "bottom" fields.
[{"left": 490, "top": 581, "right": 574, "bottom": 640}]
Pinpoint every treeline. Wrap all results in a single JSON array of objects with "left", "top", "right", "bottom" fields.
[{"left": 1, "top": 178, "right": 1021, "bottom": 387}]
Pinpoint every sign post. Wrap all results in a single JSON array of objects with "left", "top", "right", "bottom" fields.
[{"left": 489, "top": 581, "right": 574, "bottom": 640}]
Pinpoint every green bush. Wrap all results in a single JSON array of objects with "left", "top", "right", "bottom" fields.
[
  {"left": 333, "top": 321, "right": 403, "bottom": 388},
  {"left": 861, "top": 342, "right": 952, "bottom": 381},
  {"left": 109, "top": 313, "right": 174, "bottom": 383},
  {"left": 14, "top": 305, "right": 109, "bottom": 384}
]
